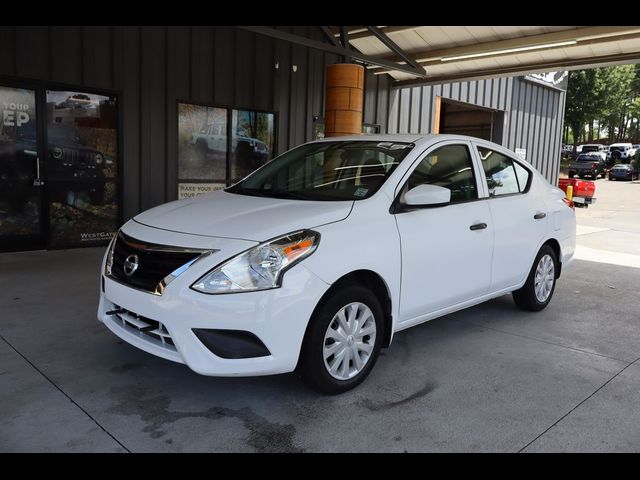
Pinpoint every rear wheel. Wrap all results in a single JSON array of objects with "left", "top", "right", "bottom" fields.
[
  {"left": 299, "top": 284, "right": 383, "bottom": 394},
  {"left": 513, "top": 245, "right": 558, "bottom": 312}
]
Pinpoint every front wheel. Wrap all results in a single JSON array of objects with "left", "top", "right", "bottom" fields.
[
  {"left": 512, "top": 245, "right": 558, "bottom": 312},
  {"left": 299, "top": 284, "right": 383, "bottom": 394}
]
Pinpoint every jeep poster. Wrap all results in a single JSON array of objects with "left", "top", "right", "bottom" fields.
[
  {"left": 178, "top": 103, "right": 227, "bottom": 181},
  {"left": 231, "top": 109, "right": 275, "bottom": 182},
  {"left": 0, "top": 86, "right": 40, "bottom": 240},
  {"left": 46, "top": 91, "right": 119, "bottom": 249}
]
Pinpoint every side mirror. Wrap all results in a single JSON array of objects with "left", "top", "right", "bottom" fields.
[{"left": 404, "top": 184, "right": 451, "bottom": 208}]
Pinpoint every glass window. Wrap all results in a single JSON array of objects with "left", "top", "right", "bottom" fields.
[
  {"left": 46, "top": 90, "right": 119, "bottom": 248},
  {"left": 404, "top": 144, "right": 478, "bottom": 203},
  {"left": 227, "top": 141, "right": 413, "bottom": 201},
  {"left": 513, "top": 161, "right": 530, "bottom": 192},
  {"left": 231, "top": 109, "right": 275, "bottom": 183},
  {"left": 178, "top": 103, "right": 227, "bottom": 181},
  {"left": 0, "top": 86, "right": 40, "bottom": 241},
  {"left": 477, "top": 147, "right": 520, "bottom": 196}
]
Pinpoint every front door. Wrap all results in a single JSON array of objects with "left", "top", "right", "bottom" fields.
[
  {"left": 395, "top": 142, "right": 493, "bottom": 326},
  {"left": 0, "top": 85, "right": 45, "bottom": 251}
]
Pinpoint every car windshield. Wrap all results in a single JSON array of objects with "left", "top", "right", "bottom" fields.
[
  {"left": 226, "top": 140, "right": 414, "bottom": 201},
  {"left": 613, "top": 165, "right": 629, "bottom": 170},
  {"left": 581, "top": 146, "right": 599, "bottom": 152}
]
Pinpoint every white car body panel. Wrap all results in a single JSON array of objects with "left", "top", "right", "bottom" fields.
[
  {"left": 98, "top": 134, "right": 576, "bottom": 377},
  {"left": 134, "top": 190, "right": 353, "bottom": 241}
]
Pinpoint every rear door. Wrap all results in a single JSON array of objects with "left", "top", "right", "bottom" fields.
[{"left": 472, "top": 142, "right": 548, "bottom": 292}]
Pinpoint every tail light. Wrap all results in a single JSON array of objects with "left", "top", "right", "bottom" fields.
[
  {"left": 592, "top": 162, "right": 598, "bottom": 169},
  {"left": 562, "top": 197, "right": 575, "bottom": 210}
]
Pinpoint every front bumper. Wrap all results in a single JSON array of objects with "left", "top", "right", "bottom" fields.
[{"left": 97, "top": 230, "right": 331, "bottom": 377}]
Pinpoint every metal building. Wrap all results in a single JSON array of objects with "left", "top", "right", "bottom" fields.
[
  {"left": 9, "top": 26, "right": 632, "bottom": 253},
  {"left": 386, "top": 74, "right": 567, "bottom": 184}
]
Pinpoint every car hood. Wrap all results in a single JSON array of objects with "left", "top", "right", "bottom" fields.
[{"left": 133, "top": 189, "right": 354, "bottom": 241}]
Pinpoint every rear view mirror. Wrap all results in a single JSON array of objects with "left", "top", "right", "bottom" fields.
[{"left": 404, "top": 184, "right": 451, "bottom": 208}]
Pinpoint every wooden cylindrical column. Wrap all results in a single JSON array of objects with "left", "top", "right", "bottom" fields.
[{"left": 324, "top": 63, "right": 364, "bottom": 137}]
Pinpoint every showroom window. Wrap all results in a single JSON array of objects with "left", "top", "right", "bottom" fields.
[
  {"left": 477, "top": 146, "right": 529, "bottom": 196},
  {"left": 0, "top": 82, "right": 120, "bottom": 251},
  {"left": 177, "top": 102, "right": 276, "bottom": 199},
  {"left": 46, "top": 90, "right": 119, "bottom": 249},
  {"left": 405, "top": 144, "right": 478, "bottom": 203}
]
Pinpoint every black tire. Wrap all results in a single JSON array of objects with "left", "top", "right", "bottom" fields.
[
  {"left": 512, "top": 245, "right": 558, "bottom": 312},
  {"left": 299, "top": 284, "right": 384, "bottom": 394}
]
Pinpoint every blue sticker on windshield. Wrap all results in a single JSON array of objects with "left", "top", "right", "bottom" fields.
[{"left": 354, "top": 187, "right": 368, "bottom": 197}]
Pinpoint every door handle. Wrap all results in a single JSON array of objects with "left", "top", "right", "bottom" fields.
[
  {"left": 470, "top": 223, "right": 488, "bottom": 231},
  {"left": 534, "top": 212, "right": 546, "bottom": 220},
  {"left": 32, "top": 155, "right": 44, "bottom": 187}
]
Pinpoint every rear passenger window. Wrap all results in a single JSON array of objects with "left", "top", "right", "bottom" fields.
[
  {"left": 477, "top": 147, "right": 529, "bottom": 196},
  {"left": 405, "top": 144, "right": 478, "bottom": 203},
  {"left": 513, "top": 161, "right": 530, "bottom": 192}
]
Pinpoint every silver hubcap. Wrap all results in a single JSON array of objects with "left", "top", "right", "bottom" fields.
[
  {"left": 323, "top": 302, "right": 377, "bottom": 380},
  {"left": 534, "top": 254, "right": 555, "bottom": 303}
]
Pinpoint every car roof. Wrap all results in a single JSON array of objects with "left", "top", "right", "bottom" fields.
[
  {"left": 310, "top": 133, "right": 504, "bottom": 146},
  {"left": 610, "top": 142, "right": 632, "bottom": 146}
]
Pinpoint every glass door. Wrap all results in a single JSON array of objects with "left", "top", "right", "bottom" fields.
[
  {"left": 45, "top": 90, "right": 119, "bottom": 249},
  {"left": 0, "top": 85, "right": 45, "bottom": 251}
]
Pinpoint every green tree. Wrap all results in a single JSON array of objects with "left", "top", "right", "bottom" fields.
[
  {"left": 596, "top": 65, "right": 635, "bottom": 142},
  {"left": 565, "top": 65, "right": 639, "bottom": 147},
  {"left": 565, "top": 69, "right": 599, "bottom": 151}
]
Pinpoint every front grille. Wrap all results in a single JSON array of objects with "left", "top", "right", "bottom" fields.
[
  {"left": 109, "top": 232, "right": 203, "bottom": 293},
  {"left": 110, "top": 304, "right": 176, "bottom": 351}
]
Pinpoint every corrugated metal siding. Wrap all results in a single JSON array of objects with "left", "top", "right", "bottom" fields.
[
  {"left": 387, "top": 76, "right": 565, "bottom": 184},
  {"left": 0, "top": 26, "right": 393, "bottom": 219},
  {"left": 504, "top": 78, "right": 565, "bottom": 183}
]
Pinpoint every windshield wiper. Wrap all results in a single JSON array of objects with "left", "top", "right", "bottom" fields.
[
  {"left": 229, "top": 186, "right": 314, "bottom": 200},
  {"left": 263, "top": 190, "right": 315, "bottom": 200}
]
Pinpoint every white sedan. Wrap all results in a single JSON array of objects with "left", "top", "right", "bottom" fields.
[{"left": 98, "top": 134, "right": 576, "bottom": 393}]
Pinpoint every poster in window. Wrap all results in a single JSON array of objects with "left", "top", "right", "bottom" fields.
[
  {"left": 231, "top": 110, "right": 275, "bottom": 182},
  {"left": 45, "top": 90, "right": 119, "bottom": 248},
  {"left": 0, "top": 86, "right": 40, "bottom": 239},
  {"left": 178, "top": 182, "right": 226, "bottom": 199},
  {"left": 178, "top": 103, "right": 227, "bottom": 181}
]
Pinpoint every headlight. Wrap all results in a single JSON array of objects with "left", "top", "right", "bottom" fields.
[
  {"left": 104, "top": 233, "right": 117, "bottom": 276},
  {"left": 95, "top": 153, "right": 104, "bottom": 165},
  {"left": 191, "top": 230, "right": 320, "bottom": 294},
  {"left": 52, "top": 147, "right": 63, "bottom": 159}
]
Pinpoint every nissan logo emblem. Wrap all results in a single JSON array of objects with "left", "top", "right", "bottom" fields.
[{"left": 123, "top": 254, "right": 139, "bottom": 277}]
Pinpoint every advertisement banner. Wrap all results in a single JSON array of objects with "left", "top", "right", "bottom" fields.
[{"left": 178, "top": 182, "right": 226, "bottom": 199}]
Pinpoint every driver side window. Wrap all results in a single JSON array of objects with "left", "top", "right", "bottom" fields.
[{"left": 405, "top": 144, "right": 478, "bottom": 203}]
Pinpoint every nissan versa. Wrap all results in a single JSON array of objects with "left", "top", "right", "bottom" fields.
[{"left": 98, "top": 134, "right": 576, "bottom": 393}]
